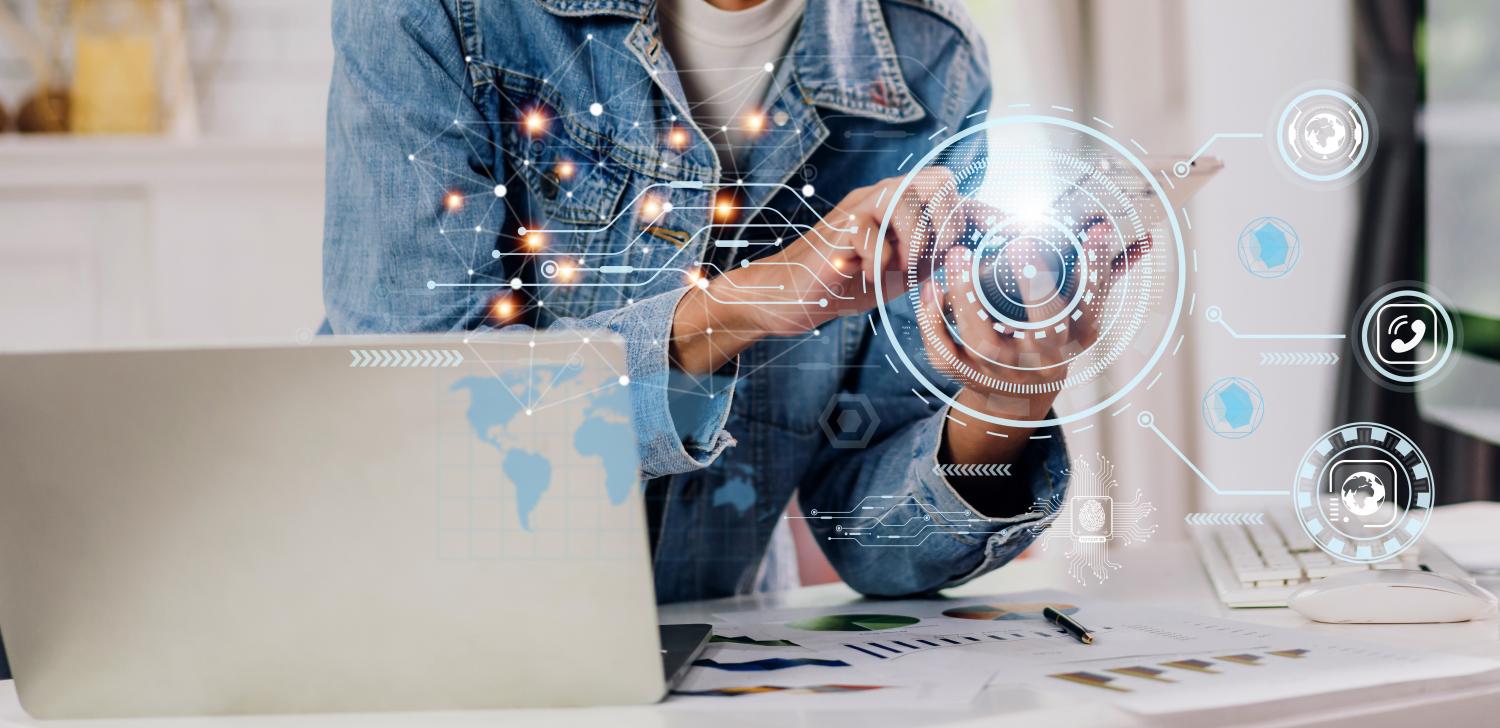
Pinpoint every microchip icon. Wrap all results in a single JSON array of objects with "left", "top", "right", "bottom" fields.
[{"left": 1071, "top": 496, "right": 1113, "bottom": 543}]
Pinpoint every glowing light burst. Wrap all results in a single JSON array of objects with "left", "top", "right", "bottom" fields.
[
  {"left": 524, "top": 110, "right": 548, "bottom": 135},
  {"left": 872, "top": 115, "right": 1187, "bottom": 429}
]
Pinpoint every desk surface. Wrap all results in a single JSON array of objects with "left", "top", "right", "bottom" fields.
[{"left": 2, "top": 507, "right": 1498, "bottom": 727}]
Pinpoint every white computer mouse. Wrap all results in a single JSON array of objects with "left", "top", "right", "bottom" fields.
[{"left": 1289, "top": 569, "right": 1498, "bottom": 624}]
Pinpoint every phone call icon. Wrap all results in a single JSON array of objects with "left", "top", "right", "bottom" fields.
[{"left": 1376, "top": 302, "right": 1437, "bottom": 365}]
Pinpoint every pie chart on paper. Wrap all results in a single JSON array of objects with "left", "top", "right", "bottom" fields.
[
  {"left": 785, "top": 614, "right": 920, "bottom": 632},
  {"left": 941, "top": 602, "right": 1078, "bottom": 621}
]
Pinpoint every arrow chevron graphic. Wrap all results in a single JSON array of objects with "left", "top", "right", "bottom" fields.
[
  {"left": 1259, "top": 352, "right": 1340, "bottom": 366},
  {"left": 349, "top": 349, "right": 464, "bottom": 368},
  {"left": 1183, "top": 512, "right": 1265, "bottom": 526},
  {"left": 934, "top": 463, "right": 1012, "bottom": 478}
]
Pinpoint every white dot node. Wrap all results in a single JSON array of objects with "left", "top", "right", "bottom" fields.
[
  {"left": 518, "top": 226, "right": 529, "bottom": 235},
  {"left": 589, "top": 102, "right": 603, "bottom": 116},
  {"left": 528, "top": 341, "right": 536, "bottom": 348},
  {"left": 812, "top": 329, "right": 820, "bottom": 337},
  {"left": 662, "top": 202, "right": 674, "bottom": 213},
  {"left": 801, "top": 184, "right": 815, "bottom": 197},
  {"left": 494, "top": 184, "right": 507, "bottom": 198},
  {"left": 565, "top": 191, "right": 573, "bottom": 198},
  {"left": 618, "top": 375, "right": 630, "bottom": 386},
  {"left": 706, "top": 327, "right": 714, "bottom": 335},
  {"left": 586, "top": 33, "right": 594, "bottom": 40},
  {"left": 763, "top": 62, "right": 775, "bottom": 73},
  {"left": 526, "top": 409, "right": 533, "bottom": 416},
  {"left": 426, "top": 280, "right": 436, "bottom": 290},
  {"left": 491, "top": 250, "right": 501, "bottom": 259},
  {"left": 407, "top": 154, "right": 415, "bottom": 161},
  {"left": 467, "top": 269, "right": 474, "bottom": 276},
  {"left": 818, "top": 298, "right": 829, "bottom": 308},
  {"left": 697, "top": 278, "right": 710, "bottom": 290},
  {"left": 475, "top": 225, "right": 483, "bottom": 233},
  {"left": 510, "top": 278, "right": 522, "bottom": 290}
]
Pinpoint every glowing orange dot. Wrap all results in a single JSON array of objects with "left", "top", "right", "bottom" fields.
[
  {"left": 744, "top": 111, "right": 766, "bottom": 134},
  {"left": 444, "top": 192, "right": 464, "bottom": 211},
  {"left": 526, "top": 232, "right": 545, "bottom": 249},
  {"left": 832, "top": 258, "right": 844, "bottom": 271},
  {"left": 668, "top": 127, "right": 689, "bottom": 149},
  {"left": 713, "top": 196, "right": 735, "bottom": 222},
  {"left": 558, "top": 261, "right": 577, "bottom": 282},
  {"left": 642, "top": 196, "right": 662, "bottom": 218},
  {"left": 524, "top": 111, "right": 547, "bottom": 135},
  {"left": 556, "top": 161, "right": 575, "bottom": 179},
  {"left": 490, "top": 296, "right": 516, "bottom": 321}
]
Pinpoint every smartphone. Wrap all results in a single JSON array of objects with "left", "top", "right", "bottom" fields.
[{"left": 967, "top": 155, "right": 1221, "bottom": 323}]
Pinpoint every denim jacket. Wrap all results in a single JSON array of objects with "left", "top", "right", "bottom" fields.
[{"left": 323, "top": 0, "right": 1069, "bottom": 603}]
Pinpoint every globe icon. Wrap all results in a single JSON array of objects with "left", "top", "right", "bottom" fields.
[
  {"left": 1339, "top": 471, "right": 1386, "bottom": 517},
  {"left": 1302, "top": 111, "right": 1349, "bottom": 157},
  {"left": 1202, "top": 377, "right": 1265, "bottom": 439},
  {"left": 1237, "top": 217, "right": 1300, "bottom": 278}
]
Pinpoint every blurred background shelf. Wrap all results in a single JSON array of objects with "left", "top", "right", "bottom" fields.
[{"left": 0, "top": 135, "right": 325, "bottom": 187}]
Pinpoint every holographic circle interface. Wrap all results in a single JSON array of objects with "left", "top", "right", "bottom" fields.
[{"left": 875, "top": 116, "right": 1185, "bottom": 428}]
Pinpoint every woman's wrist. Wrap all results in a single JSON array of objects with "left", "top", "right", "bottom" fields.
[{"left": 668, "top": 282, "right": 760, "bottom": 376}]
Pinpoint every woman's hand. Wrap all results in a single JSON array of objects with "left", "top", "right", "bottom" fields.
[{"left": 670, "top": 169, "right": 958, "bottom": 373}]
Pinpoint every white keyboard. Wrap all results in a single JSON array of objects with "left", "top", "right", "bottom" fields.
[{"left": 1192, "top": 511, "right": 1470, "bottom": 608}]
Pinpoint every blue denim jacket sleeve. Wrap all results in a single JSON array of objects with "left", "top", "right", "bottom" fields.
[
  {"left": 797, "top": 83, "right": 1070, "bottom": 598},
  {"left": 799, "top": 294, "right": 1070, "bottom": 598},
  {"left": 322, "top": 0, "right": 732, "bottom": 478}
]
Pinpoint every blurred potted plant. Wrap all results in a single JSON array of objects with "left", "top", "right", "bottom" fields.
[{"left": 0, "top": 0, "right": 70, "bottom": 132}]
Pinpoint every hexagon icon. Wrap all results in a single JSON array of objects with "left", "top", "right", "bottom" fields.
[
  {"left": 1201, "top": 376, "right": 1265, "bottom": 439},
  {"left": 819, "top": 393, "right": 881, "bottom": 449},
  {"left": 1237, "top": 217, "right": 1300, "bottom": 279}
]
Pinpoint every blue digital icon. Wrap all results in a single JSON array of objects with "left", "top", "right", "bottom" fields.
[
  {"left": 1276, "top": 87, "right": 1375, "bottom": 184},
  {"left": 1201, "top": 376, "right": 1265, "bottom": 439},
  {"left": 1237, "top": 217, "right": 1300, "bottom": 278}
]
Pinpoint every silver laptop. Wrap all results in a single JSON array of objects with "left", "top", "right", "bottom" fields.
[{"left": 0, "top": 334, "right": 701, "bottom": 719}]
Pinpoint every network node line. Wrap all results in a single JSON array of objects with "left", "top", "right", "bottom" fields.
[
  {"left": 1204, "top": 306, "right": 1346, "bottom": 341},
  {"left": 1135, "top": 411, "right": 1289, "bottom": 496},
  {"left": 1174, "top": 132, "right": 1265, "bottom": 177}
]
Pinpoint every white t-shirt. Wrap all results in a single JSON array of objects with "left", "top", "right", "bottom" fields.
[{"left": 658, "top": 0, "right": 806, "bottom": 176}]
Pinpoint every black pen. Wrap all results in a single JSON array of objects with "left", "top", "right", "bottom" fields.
[{"left": 1043, "top": 606, "right": 1095, "bottom": 645}]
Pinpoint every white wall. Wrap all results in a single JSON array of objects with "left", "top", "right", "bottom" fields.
[{"left": 0, "top": 0, "right": 333, "bottom": 351}]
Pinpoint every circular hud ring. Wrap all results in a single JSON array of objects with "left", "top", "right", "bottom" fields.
[
  {"left": 875, "top": 116, "right": 1185, "bottom": 428},
  {"left": 1291, "top": 422, "right": 1433, "bottom": 564}
]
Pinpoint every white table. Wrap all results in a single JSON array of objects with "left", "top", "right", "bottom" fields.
[{"left": 3, "top": 506, "right": 1498, "bottom": 727}]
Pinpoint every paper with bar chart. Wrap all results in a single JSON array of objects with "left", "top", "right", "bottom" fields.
[{"left": 680, "top": 590, "right": 1500, "bottom": 714}]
